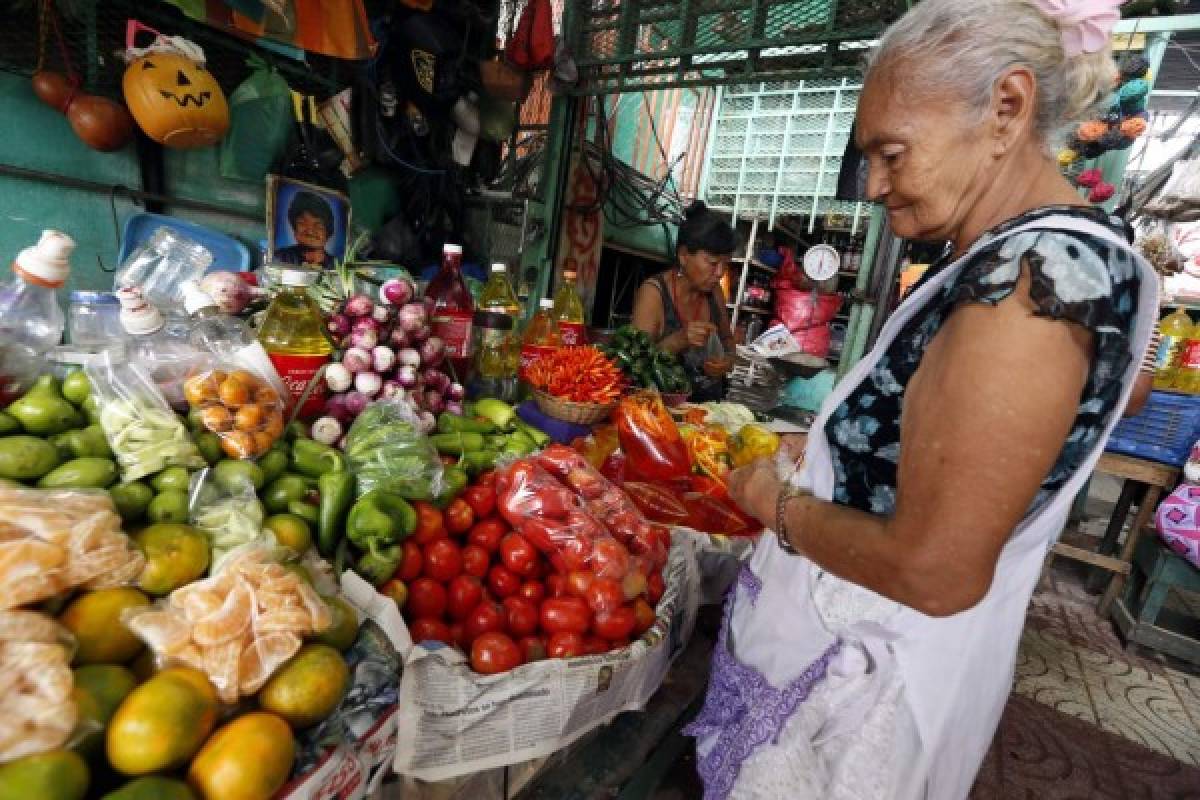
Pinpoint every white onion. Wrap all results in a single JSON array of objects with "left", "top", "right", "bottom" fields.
[
  {"left": 381, "top": 380, "right": 406, "bottom": 401},
  {"left": 325, "top": 362, "right": 353, "bottom": 392},
  {"left": 398, "top": 303, "right": 427, "bottom": 333},
  {"left": 372, "top": 345, "right": 396, "bottom": 373},
  {"left": 396, "top": 365, "right": 419, "bottom": 389},
  {"left": 398, "top": 348, "right": 422, "bottom": 369},
  {"left": 311, "top": 416, "right": 344, "bottom": 445},
  {"left": 355, "top": 371, "right": 383, "bottom": 397},
  {"left": 342, "top": 347, "right": 372, "bottom": 374}
]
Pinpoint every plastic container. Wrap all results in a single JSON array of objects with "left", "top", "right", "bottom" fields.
[
  {"left": 552, "top": 262, "right": 586, "bottom": 346},
  {"left": 470, "top": 310, "right": 518, "bottom": 403},
  {"left": 426, "top": 243, "right": 475, "bottom": 381},
  {"left": 114, "top": 227, "right": 213, "bottom": 312},
  {"left": 67, "top": 290, "right": 122, "bottom": 347},
  {"left": 258, "top": 268, "right": 333, "bottom": 419},
  {"left": 479, "top": 262, "right": 520, "bottom": 317},
  {"left": 1106, "top": 390, "right": 1200, "bottom": 466},
  {"left": 0, "top": 231, "right": 74, "bottom": 403}
]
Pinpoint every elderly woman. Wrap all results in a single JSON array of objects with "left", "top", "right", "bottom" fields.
[{"left": 685, "top": 1, "right": 1156, "bottom": 798}]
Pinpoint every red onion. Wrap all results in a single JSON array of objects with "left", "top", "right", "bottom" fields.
[
  {"left": 199, "top": 271, "right": 254, "bottom": 315},
  {"left": 398, "top": 303, "right": 427, "bottom": 333},
  {"left": 325, "top": 363, "right": 353, "bottom": 392},
  {"left": 348, "top": 329, "right": 379, "bottom": 351},
  {"left": 416, "top": 411, "right": 437, "bottom": 435},
  {"left": 372, "top": 345, "right": 396, "bottom": 373},
  {"left": 380, "top": 277, "right": 415, "bottom": 307},
  {"left": 381, "top": 380, "right": 406, "bottom": 401},
  {"left": 355, "top": 371, "right": 383, "bottom": 397},
  {"left": 327, "top": 313, "right": 352, "bottom": 339},
  {"left": 389, "top": 327, "right": 411, "bottom": 349},
  {"left": 311, "top": 416, "right": 343, "bottom": 445},
  {"left": 396, "top": 365, "right": 419, "bottom": 389},
  {"left": 445, "top": 401, "right": 464, "bottom": 416},
  {"left": 422, "top": 369, "right": 451, "bottom": 394},
  {"left": 344, "top": 390, "right": 369, "bottom": 416},
  {"left": 325, "top": 392, "right": 351, "bottom": 423},
  {"left": 398, "top": 348, "right": 422, "bottom": 369},
  {"left": 412, "top": 323, "right": 432, "bottom": 342},
  {"left": 344, "top": 294, "right": 374, "bottom": 317},
  {"left": 446, "top": 382, "right": 465, "bottom": 402},
  {"left": 342, "top": 347, "right": 372, "bottom": 374},
  {"left": 419, "top": 337, "right": 446, "bottom": 368},
  {"left": 424, "top": 390, "right": 446, "bottom": 415}
]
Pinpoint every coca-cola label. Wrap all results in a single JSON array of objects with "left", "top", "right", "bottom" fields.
[
  {"left": 432, "top": 310, "right": 474, "bottom": 359},
  {"left": 520, "top": 344, "right": 557, "bottom": 381},
  {"left": 268, "top": 352, "right": 330, "bottom": 419},
  {"left": 558, "top": 321, "right": 587, "bottom": 346},
  {"left": 1183, "top": 340, "right": 1200, "bottom": 371}
]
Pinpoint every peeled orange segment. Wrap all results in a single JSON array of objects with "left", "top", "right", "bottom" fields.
[
  {"left": 253, "top": 608, "right": 312, "bottom": 634},
  {"left": 193, "top": 579, "right": 253, "bottom": 647},
  {"left": 85, "top": 550, "right": 146, "bottom": 589},
  {"left": 0, "top": 571, "right": 63, "bottom": 611},
  {"left": 237, "top": 632, "right": 300, "bottom": 695},
  {"left": 181, "top": 589, "right": 224, "bottom": 621},
  {"left": 125, "top": 608, "right": 193, "bottom": 655},
  {"left": 204, "top": 639, "right": 243, "bottom": 704},
  {"left": 0, "top": 611, "right": 65, "bottom": 644},
  {"left": 174, "top": 643, "right": 207, "bottom": 673}
]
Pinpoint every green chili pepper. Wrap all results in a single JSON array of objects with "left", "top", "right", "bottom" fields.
[
  {"left": 434, "top": 466, "right": 469, "bottom": 509},
  {"left": 501, "top": 431, "right": 536, "bottom": 457},
  {"left": 355, "top": 542, "right": 403, "bottom": 587},
  {"left": 291, "top": 438, "right": 346, "bottom": 478},
  {"left": 514, "top": 419, "right": 550, "bottom": 448},
  {"left": 461, "top": 449, "right": 499, "bottom": 475},
  {"left": 257, "top": 448, "right": 289, "bottom": 485},
  {"left": 430, "top": 432, "right": 485, "bottom": 455},
  {"left": 263, "top": 473, "right": 310, "bottom": 514},
  {"left": 287, "top": 499, "right": 320, "bottom": 526},
  {"left": 346, "top": 489, "right": 417, "bottom": 550},
  {"left": 437, "top": 412, "right": 495, "bottom": 435},
  {"left": 317, "top": 470, "right": 355, "bottom": 558},
  {"left": 286, "top": 421, "right": 309, "bottom": 441}
]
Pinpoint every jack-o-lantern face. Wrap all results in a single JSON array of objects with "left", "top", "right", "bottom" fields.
[{"left": 122, "top": 52, "right": 230, "bottom": 149}]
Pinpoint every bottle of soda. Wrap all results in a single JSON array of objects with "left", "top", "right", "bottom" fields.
[
  {"left": 552, "top": 261, "right": 586, "bottom": 346},
  {"left": 258, "top": 268, "right": 333, "bottom": 418},
  {"left": 426, "top": 243, "right": 475, "bottom": 381},
  {"left": 520, "top": 298, "right": 561, "bottom": 390}
]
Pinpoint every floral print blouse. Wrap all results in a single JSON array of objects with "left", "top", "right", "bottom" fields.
[{"left": 826, "top": 206, "right": 1141, "bottom": 517}]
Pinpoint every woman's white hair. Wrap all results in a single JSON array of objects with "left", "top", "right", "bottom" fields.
[{"left": 867, "top": 0, "right": 1118, "bottom": 151}]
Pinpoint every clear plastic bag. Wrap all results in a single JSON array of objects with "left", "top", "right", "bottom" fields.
[
  {"left": 125, "top": 315, "right": 208, "bottom": 412},
  {"left": 613, "top": 391, "right": 692, "bottom": 486},
  {"left": 85, "top": 348, "right": 204, "bottom": 481},
  {"left": 189, "top": 467, "right": 265, "bottom": 570},
  {"left": 0, "top": 610, "right": 80, "bottom": 763},
  {"left": 182, "top": 363, "right": 286, "bottom": 460},
  {"left": 123, "top": 544, "right": 332, "bottom": 704},
  {"left": 344, "top": 399, "right": 444, "bottom": 498},
  {"left": 0, "top": 486, "right": 145, "bottom": 610},
  {"left": 114, "top": 227, "right": 213, "bottom": 313}
]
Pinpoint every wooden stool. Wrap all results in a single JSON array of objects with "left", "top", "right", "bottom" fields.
[
  {"left": 1110, "top": 534, "right": 1200, "bottom": 666},
  {"left": 1047, "top": 452, "right": 1179, "bottom": 617}
]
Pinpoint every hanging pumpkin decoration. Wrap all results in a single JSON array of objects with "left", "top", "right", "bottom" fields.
[{"left": 122, "top": 21, "right": 229, "bottom": 149}]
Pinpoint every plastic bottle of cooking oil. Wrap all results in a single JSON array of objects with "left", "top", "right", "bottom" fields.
[
  {"left": 552, "top": 261, "right": 586, "bottom": 346},
  {"left": 1155, "top": 308, "right": 1191, "bottom": 390},
  {"left": 520, "top": 298, "right": 561, "bottom": 393},
  {"left": 259, "top": 267, "right": 333, "bottom": 418},
  {"left": 479, "top": 262, "right": 521, "bottom": 375}
]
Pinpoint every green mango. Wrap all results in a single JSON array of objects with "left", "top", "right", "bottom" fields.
[
  {"left": 109, "top": 482, "right": 154, "bottom": 523},
  {"left": 0, "top": 411, "right": 18, "bottom": 436},
  {"left": 36, "top": 457, "right": 118, "bottom": 489},
  {"left": 0, "top": 435, "right": 61, "bottom": 481},
  {"left": 101, "top": 776, "right": 196, "bottom": 800},
  {"left": 194, "top": 432, "right": 223, "bottom": 466},
  {"left": 147, "top": 490, "right": 189, "bottom": 524},
  {"left": 213, "top": 459, "right": 265, "bottom": 492},
  {"left": 81, "top": 395, "right": 101, "bottom": 425},
  {"left": 151, "top": 467, "right": 192, "bottom": 493},
  {"left": 6, "top": 375, "right": 81, "bottom": 436},
  {"left": 61, "top": 370, "right": 91, "bottom": 407},
  {"left": 50, "top": 426, "right": 112, "bottom": 461}
]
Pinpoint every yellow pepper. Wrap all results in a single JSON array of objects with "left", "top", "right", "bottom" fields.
[{"left": 730, "top": 424, "right": 780, "bottom": 468}]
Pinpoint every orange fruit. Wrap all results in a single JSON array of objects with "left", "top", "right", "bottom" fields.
[
  {"left": 59, "top": 588, "right": 150, "bottom": 665},
  {"left": 220, "top": 431, "right": 256, "bottom": 460},
  {"left": 199, "top": 405, "right": 233, "bottom": 433},
  {"left": 217, "top": 378, "right": 249, "bottom": 407},
  {"left": 257, "top": 644, "right": 349, "bottom": 729},
  {"left": 227, "top": 370, "right": 260, "bottom": 388},
  {"left": 233, "top": 404, "right": 264, "bottom": 431},
  {"left": 251, "top": 431, "right": 275, "bottom": 455},
  {"left": 187, "top": 712, "right": 294, "bottom": 800},
  {"left": 182, "top": 374, "right": 218, "bottom": 407},
  {"left": 106, "top": 668, "right": 218, "bottom": 775},
  {"left": 254, "top": 386, "right": 280, "bottom": 408},
  {"left": 262, "top": 412, "right": 284, "bottom": 439}
]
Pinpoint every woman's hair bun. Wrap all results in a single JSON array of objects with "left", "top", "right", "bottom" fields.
[{"left": 684, "top": 200, "right": 709, "bottom": 220}]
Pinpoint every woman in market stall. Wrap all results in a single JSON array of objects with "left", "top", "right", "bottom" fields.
[
  {"left": 685, "top": 1, "right": 1157, "bottom": 798},
  {"left": 631, "top": 202, "right": 738, "bottom": 401}
]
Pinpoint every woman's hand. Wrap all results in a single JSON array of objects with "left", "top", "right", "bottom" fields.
[
  {"left": 703, "top": 355, "right": 735, "bottom": 378},
  {"left": 727, "top": 458, "right": 782, "bottom": 528},
  {"left": 685, "top": 321, "right": 716, "bottom": 349}
]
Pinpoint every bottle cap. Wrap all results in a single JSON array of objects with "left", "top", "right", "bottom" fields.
[
  {"left": 473, "top": 310, "right": 513, "bottom": 331},
  {"left": 14, "top": 230, "right": 75, "bottom": 288},
  {"left": 117, "top": 286, "right": 165, "bottom": 335},
  {"left": 443, "top": 244, "right": 463, "bottom": 255},
  {"left": 490, "top": 262, "right": 507, "bottom": 273},
  {"left": 539, "top": 298, "right": 554, "bottom": 310},
  {"left": 278, "top": 268, "right": 319, "bottom": 287},
  {"left": 181, "top": 280, "right": 219, "bottom": 315}
]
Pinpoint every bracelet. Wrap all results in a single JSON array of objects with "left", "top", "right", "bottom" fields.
[{"left": 775, "top": 486, "right": 805, "bottom": 555}]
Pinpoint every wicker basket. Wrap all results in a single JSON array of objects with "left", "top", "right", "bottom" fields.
[{"left": 533, "top": 390, "right": 617, "bottom": 425}]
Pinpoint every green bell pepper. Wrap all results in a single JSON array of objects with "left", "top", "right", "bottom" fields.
[
  {"left": 430, "top": 432, "right": 485, "bottom": 455},
  {"left": 317, "top": 470, "right": 355, "bottom": 558},
  {"left": 434, "top": 465, "right": 469, "bottom": 509},
  {"left": 291, "top": 438, "right": 346, "bottom": 478},
  {"left": 461, "top": 449, "right": 499, "bottom": 475},
  {"left": 346, "top": 490, "right": 417, "bottom": 550},
  {"left": 355, "top": 542, "right": 403, "bottom": 587},
  {"left": 437, "top": 412, "right": 495, "bottom": 435},
  {"left": 263, "top": 473, "right": 311, "bottom": 514}
]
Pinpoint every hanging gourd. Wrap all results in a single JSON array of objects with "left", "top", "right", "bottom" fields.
[{"left": 122, "top": 21, "right": 229, "bottom": 149}]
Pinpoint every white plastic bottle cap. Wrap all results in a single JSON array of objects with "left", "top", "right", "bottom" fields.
[
  {"left": 491, "top": 262, "right": 508, "bottom": 273},
  {"left": 120, "top": 299, "right": 164, "bottom": 336},
  {"left": 181, "top": 280, "right": 218, "bottom": 315},
  {"left": 279, "top": 268, "right": 319, "bottom": 287},
  {"left": 443, "top": 244, "right": 463, "bottom": 255},
  {"left": 539, "top": 298, "right": 554, "bottom": 310},
  {"left": 14, "top": 230, "right": 75, "bottom": 288}
]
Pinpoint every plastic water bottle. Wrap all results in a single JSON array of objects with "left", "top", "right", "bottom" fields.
[{"left": 0, "top": 231, "right": 74, "bottom": 402}]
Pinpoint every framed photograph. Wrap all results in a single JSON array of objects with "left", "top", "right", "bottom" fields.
[{"left": 266, "top": 175, "right": 351, "bottom": 269}]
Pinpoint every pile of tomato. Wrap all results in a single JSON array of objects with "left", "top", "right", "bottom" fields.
[{"left": 385, "top": 448, "right": 670, "bottom": 676}]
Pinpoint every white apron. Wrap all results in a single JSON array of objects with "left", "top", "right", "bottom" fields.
[{"left": 689, "top": 215, "right": 1159, "bottom": 799}]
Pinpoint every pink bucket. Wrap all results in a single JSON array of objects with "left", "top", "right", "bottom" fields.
[{"left": 1155, "top": 484, "right": 1200, "bottom": 570}]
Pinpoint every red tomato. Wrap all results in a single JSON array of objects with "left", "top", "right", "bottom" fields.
[
  {"left": 585, "top": 577, "right": 624, "bottom": 614},
  {"left": 464, "top": 600, "right": 507, "bottom": 642},
  {"left": 502, "top": 596, "right": 539, "bottom": 637},
  {"left": 468, "top": 519, "right": 507, "bottom": 553},
  {"left": 449, "top": 622, "right": 466, "bottom": 649},
  {"left": 398, "top": 540, "right": 423, "bottom": 582},
  {"left": 461, "top": 544, "right": 490, "bottom": 579},
  {"left": 517, "top": 580, "right": 545, "bottom": 605},
  {"left": 555, "top": 530, "right": 594, "bottom": 573},
  {"left": 631, "top": 597, "right": 656, "bottom": 635},
  {"left": 410, "top": 617, "right": 452, "bottom": 645},
  {"left": 583, "top": 636, "right": 610, "bottom": 656},
  {"left": 423, "top": 539, "right": 463, "bottom": 583},
  {"left": 380, "top": 579, "right": 408, "bottom": 610},
  {"left": 647, "top": 570, "right": 665, "bottom": 605},
  {"left": 476, "top": 470, "right": 498, "bottom": 488},
  {"left": 462, "top": 485, "right": 496, "bottom": 520},
  {"left": 445, "top": 498, "right": 475, "bottom": 535},
  {"left": 564, "top": 570, "right": 595, "bottom": 599},
  {"left": 407, "top": 578, "right": 447, "bottom": 619},
  {"left": 546, "top": 631, "right": 585, "bottom": 659},
  {"left": 592, "top": 606, "right": 636, "bottom": 641},
  {"left": 545, "top": 573, "right": 568, "bottom": 598},
  {"left": 471, "top": 632, "right": 522, "bottom": 674},
  {"left": 413, "top": 501, "right": 448, "bottom": 545},
  {"left": 500, "top": 532, "right": 539, "bottom": 578},
  {"left": 540, "top": 597, "right": 591, "bottom": 635},
  {"left": 518, "top": 635, "right": 547, "bottom": 663},
  {"left": 447, "top": 575, "right": 484, "bottom": 621},
  {"left": 487, "top": 565, "right": 521, "bottom": 599},
  {"left": 591, "top": 537, "right": 631, "bottom": 581}
]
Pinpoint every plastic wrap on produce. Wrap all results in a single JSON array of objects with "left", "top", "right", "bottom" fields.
[{"left": 392, "top": 536, "right": 701, "bottom": 782}]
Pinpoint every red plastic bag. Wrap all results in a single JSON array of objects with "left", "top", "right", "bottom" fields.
[
  {"left": 623, "top": 482, "right": 691, "bottom": 526},
  {"left": 773, "top": 288, "right": 842, "bottom": 332},
  {"left": 687, "top": 475, "right": 762, "bottom": 536},
  {"left": 506, "top": 0, "right": 555, "bottom": 70},
  {"left": 614, "top": 391, "right": 692, "bottom": 486}
]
